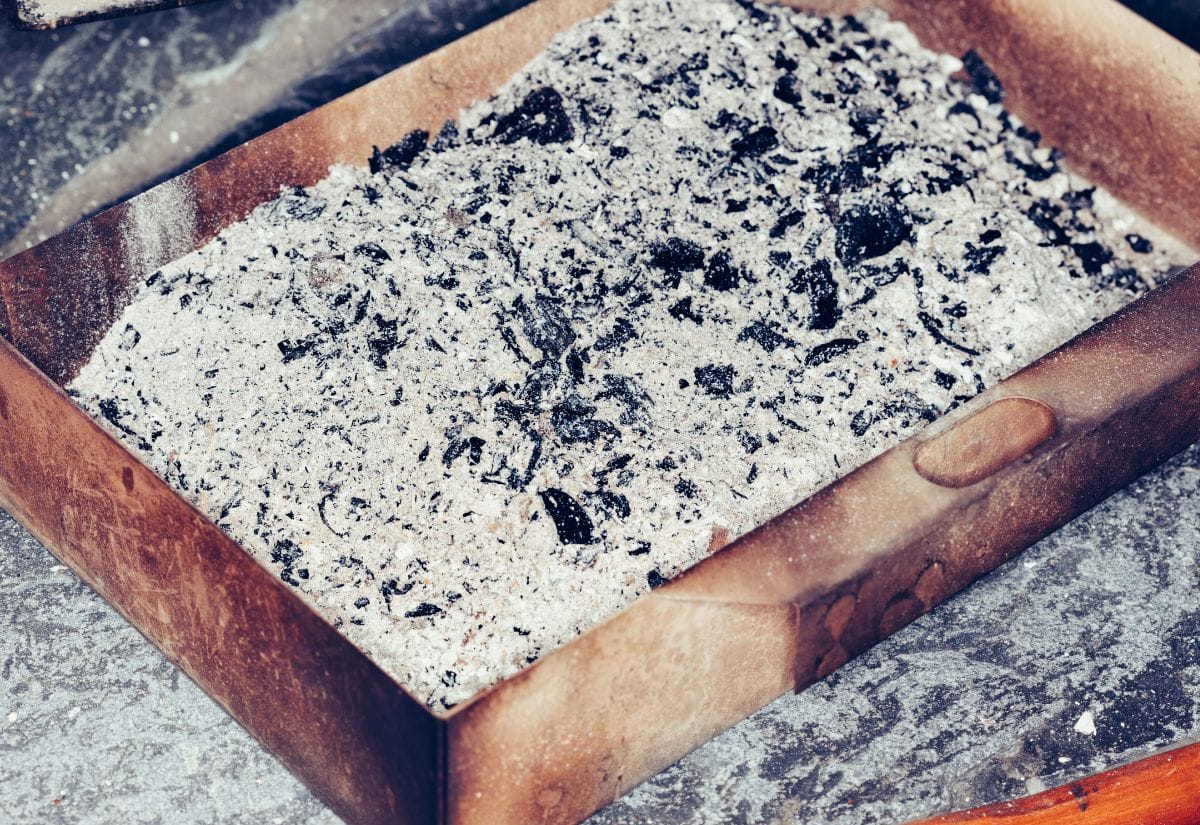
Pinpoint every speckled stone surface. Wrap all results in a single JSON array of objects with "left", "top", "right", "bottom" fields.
[
  {"left": 2, "top": 2, "right": 1199, "bottom": 824},
  {"left": 0, "top": 0, "right": 296, "bottom": 249},
  {"left": 0, "top": 515, "right": 339, "bottom": 824}
]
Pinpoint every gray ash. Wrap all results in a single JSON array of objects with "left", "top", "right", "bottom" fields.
[{"left": 71, "top": 0, "right": 1190, "bottom": 706}]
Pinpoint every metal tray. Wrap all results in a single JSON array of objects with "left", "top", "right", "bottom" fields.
[
  {"left": 0, "top": 0, "right": 1197, "bottom": 822},
  {"left": 5, "top": 0, "right": 214, "bottom": 29}
]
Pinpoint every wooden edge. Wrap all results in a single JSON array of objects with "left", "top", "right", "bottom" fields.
[
  {"left": 910, "top": 740, "right": 1200, "bottom": 823},
  {"left": 0, "top": 337, "right": 441, "bottom": 822}
]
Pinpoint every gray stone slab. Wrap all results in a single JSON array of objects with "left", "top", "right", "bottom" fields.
[
  {"left": 0, "top": 0, "right": 298, "bottom": 251},
  {"left": 0, "top": 0, "right": 532, "bottom": 257},
  {"left": 0, "top": 514, "right": 337, "bottom": 824}
]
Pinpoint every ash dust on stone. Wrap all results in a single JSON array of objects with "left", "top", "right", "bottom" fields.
[{"left": 69, "top": 0, "right": 1191, "bottom": 707}]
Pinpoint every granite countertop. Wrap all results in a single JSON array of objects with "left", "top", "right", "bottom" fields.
[{"left": 2, "top": 2, "right": 1199, "bottom": 823}]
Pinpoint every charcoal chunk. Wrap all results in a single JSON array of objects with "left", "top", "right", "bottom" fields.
[
  {"left": 594, "top": 318, "right": 638, "bottom": 351},
  {"left": 369, "top": 129, "right": 429, "bottom": 174},
  {"left": 515, "top": 294, "right": 575, "bottom": 361},
  {"left": 962, "top": 49, "right": 1003, "bottom": 103},
  {"left": 1073, "top": 241, "right": 1114, "bottom": 277},
  {"left": 493, "top": 87, "right": 574, "bottom": 145},
  {"left": 737, "top": 321, "right": 796, "bottom": 353},
  {"left": 694, "top": 363, "right": 735, "bottom": 399},
  {"left": 367, "top": 314, "right": 399, "bottom": 368},
  {"left": 270, "top": 539, "right": 304, "bottom": 586},
  {"left": 354, "top": 242, "right": 391, "bottom": 262},
  {"left": 539, "top": 489, "right": 597, "bottom": 545},
  {"left": 731, "top": 126, "right": 778, "bottom": 161},
  {"left": 773, "top": 74, "right": 804, "bottom": 106},
  {"left": 648, "top": 238, "right": 705, "bottom": 274},
  {"left": 789, "top": 259, "right": 842, "bottom": 330},
  {"left": 703, "top": 250, "right": 743, "bottom": 291},
  {"left": 835, "top": 200, "right": 912, "bottom": 268},
  {"left": 963, "top": 242, "right": 1006, "bottom": 275},
  {"left": 1126, "top": 233, "right": 1153, "bottom": 254},
  {"left": 551, "top": 396, "right": 620, "bottom": 444},
  {"left": 806, "top": 338, "right": 860, "bottom": 366}
]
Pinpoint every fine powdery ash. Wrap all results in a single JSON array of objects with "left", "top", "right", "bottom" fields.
[{"left": 71, "top": 0, "right": 1192, "bottom": 707}]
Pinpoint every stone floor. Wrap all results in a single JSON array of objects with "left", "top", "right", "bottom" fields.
[{"left": 2, "top": 2, "right": 1199, "bottom": 823}]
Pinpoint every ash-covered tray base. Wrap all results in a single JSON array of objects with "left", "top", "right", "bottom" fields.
[{"left": 68, "top": 0, "right": 1192, "bottom": 710}]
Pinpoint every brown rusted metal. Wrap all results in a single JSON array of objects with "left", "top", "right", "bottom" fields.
[
  {"left": 913, "top": 397, "right": 1058, "bottom": 489},
  {"left": 0, "top": 1, "right": 1197, "bottom": 824}
]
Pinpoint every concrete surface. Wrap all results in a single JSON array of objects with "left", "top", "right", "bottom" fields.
[
  {"left": 0, "top": 0, "right": 532, "bottom": 257},
  {"left": 2, "top": 1, "right": 1200, "bottom": 823}
]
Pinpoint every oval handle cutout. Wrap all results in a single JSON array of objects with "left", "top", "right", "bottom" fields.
[{"left": 914, "top": 397, "right": 1057, "bottom": 488}]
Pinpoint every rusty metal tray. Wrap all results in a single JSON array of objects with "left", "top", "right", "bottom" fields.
[{"left": 0, "top": 0, "right": 1198, "bottom": 823}]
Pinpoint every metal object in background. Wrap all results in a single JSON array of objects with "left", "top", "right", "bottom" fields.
[{"left": 6, "top": 0, "right": 214, "bottom": 29}]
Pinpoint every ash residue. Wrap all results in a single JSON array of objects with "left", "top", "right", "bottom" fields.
[{"left": 70, "top": 0, "right": 1190, "bottom": 707}]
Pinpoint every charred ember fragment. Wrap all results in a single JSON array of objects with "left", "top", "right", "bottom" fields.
[
  {"left": 367, "top": 314, "right": 399, "bottom": 368},
  {"left": 835, "top": 200, "right": 912, "bottom": 268},
  {"left": 738, "top": 320, "right": 797, "bottom": 353},
  {"left": 806, "top": 338, "right": 861, "bottom": 366},
  {"left": 369, "top": 129, "right": 429, "bottom": 174},
  {"left": 271, "top": 539, "right": 304, "bottom": 586},
  {"left": 703, "top": 250, "right": 744, "bottom": 291},
  {"left": 789, "top": 259, "right": 842, "bottom": 330},
  {"left": 964, "top": 242, "right": 1006, "bottom": 275},
  {"left": 962, "top": 49, "right": 1004, "bottom": 103},
  {"left": 405, "top": 603, "right": 443, "bottom": 618},
  {"left": 694, "top": 364, "right": 735, "bottom": 399},
  {"left": 493, "top": 87, "right": 574, "bottom": 145},
  {"left": 731, "top": 126, "right": 779, "bottom": 161},
  {"left": 539, "top": 488, "right": 597, "bottom": 545},
  {"left": 278, "top": 335, "right": 320, "bottom": 363},
  {"left": 648, "top": 238, "right": 705, "bottom": 275}
]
